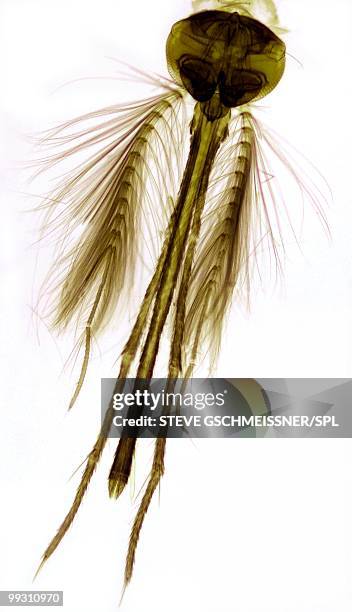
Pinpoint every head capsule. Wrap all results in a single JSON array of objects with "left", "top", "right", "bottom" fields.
[{"left": 166, "top": 10, "right": 285, "bottom": 110}]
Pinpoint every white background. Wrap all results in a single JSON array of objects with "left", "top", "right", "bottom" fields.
[{"left": 1, "top": 0, "right": 352, "bottom": 610}]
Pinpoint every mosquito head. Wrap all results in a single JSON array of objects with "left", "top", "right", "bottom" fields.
[{"left": 166, "top": 10, "right": 285, "bottom": 112}]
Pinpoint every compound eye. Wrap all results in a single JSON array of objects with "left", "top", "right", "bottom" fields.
[
  {"left": 220, "top": 69, "right": 264, "bottom": 107},
  {"left": 179, "top": 56, "right": 217, "bottom": 102}
]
